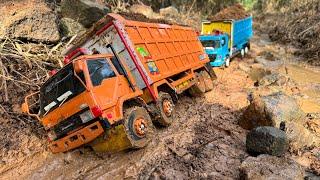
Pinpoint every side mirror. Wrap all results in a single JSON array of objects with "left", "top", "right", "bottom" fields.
[
  {"left": 21, "top": 92, "right": 40, "bottom": 121},
  {"left": 74, "top": 61, "right": 84, "bottom": 73},
  {"left": 221, "top": 39, "right": 225, "bottom": 46},
  {"left": 21, "top": 102, "right": 29, "bottom": 114}
]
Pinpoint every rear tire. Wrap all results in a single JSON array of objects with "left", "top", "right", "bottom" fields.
[
  {"left": 123, "top": 106, "right": 154, "bottom": 148},
  {"left": 188, "top": 72, "right": 206, "bottom": 97},
  {"left": 241, "top": 49, "right": 245, "bottom": 58},
  {"left": 200, "top": 70, "right": 214, "bottom": 92},
  {"left": 245, "top": 46, "right": 249, "bottom": 54},
  {"left": 154, "top": 92, "right": 175, "bottom": 127}
]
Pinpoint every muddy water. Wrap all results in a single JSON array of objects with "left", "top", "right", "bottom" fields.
[
  {"left": 253, "top": 33, "right": 320, "bottom": 114},
  {"left": 282, "top": 64, "right": 320, "bottom": 113}
]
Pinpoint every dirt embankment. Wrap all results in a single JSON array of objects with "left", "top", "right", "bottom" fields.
[{"left": 256, "top": 1, "right": 320, "bottom": 65}]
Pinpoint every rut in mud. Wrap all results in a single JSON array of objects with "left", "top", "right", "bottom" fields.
[{"left": 139, "top": 100, "right": 247, "bottom": 179}]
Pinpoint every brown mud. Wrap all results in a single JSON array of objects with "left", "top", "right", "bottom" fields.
[
  {"left": 119, "top": 12, "right": 173, "bottom": 25},
  {"left": 209, "top": 3, "right": 250, "bottom": 21}
]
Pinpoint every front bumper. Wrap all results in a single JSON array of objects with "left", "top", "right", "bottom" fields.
[
  {"left": 49, "top": 121, "right": 104, "bottom": 153},
  {"left": 210, "top": 60, "right": 225, "bottom": 67}
]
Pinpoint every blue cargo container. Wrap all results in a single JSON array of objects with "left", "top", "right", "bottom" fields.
[{"left": 199, "top": 16, "right": 253, "bottom": 67}]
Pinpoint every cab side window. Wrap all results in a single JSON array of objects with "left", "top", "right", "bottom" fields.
[{"left": 87, "top": 59, "right": 116, "bottom": 86}]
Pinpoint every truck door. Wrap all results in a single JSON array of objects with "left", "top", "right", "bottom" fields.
[
  {"left": 87, "top": 58, "right": 131, "bottom": 107},
  {"left": 221, "top": 36, "right": 229, "bottom": 59}
]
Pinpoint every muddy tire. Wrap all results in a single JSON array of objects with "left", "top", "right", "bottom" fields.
[
  {"left": 200, "top": 70, "right": 214, "bottom": 92},
  {"left": 188, "top": 72, "right": 206, "bottom": 97},
  {"left": 124, "top": 106, "right": 154, "bottom": 148},
  {"left": 155, "top": 92, "right": 175, "bottom": 127}
]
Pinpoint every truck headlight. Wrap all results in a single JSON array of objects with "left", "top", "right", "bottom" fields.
[
  {"left": 47, "top": 130, "right": 57, "bottom": 142},
  {"left": 80, "top": 110, "right": 95, "bottom": 123}
]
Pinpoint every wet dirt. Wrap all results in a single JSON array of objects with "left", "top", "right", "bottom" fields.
[
  {"left": 1, "top": 26, "right": 320, "bottom": 179},
  {"left": 209, "top": 3, "right": 250, "bottom": 21},
  {"left": 119, "top": 12, "right": 173, "bottom": 25}
]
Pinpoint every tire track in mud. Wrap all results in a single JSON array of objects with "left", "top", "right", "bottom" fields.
[{"left": 138, "top": 98, "right": 248, "bottom": 179}]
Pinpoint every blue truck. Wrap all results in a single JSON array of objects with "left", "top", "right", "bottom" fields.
[{"left": 199, "top": 16, "right": 253, "bottom": 67}]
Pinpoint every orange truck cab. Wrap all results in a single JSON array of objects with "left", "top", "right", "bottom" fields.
[{"left": 22, "top": 13, "right": 216, "bottom": 153}]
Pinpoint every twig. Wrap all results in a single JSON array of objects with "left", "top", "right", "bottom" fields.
[
  {"left": 0, "top": 74, "right": 36, "bottom": 86},
  {"left": 0, "top": 58, "right": 9, "bottom": 102}
]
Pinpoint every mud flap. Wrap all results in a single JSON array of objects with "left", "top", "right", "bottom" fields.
[
  {"left": 204, "top": 62, "right": 217, "bottom": 80},
  {"left": 90, "top": 125, "right": 132, "bottom": 153}
]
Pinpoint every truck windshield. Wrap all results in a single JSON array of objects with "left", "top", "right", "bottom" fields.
[
  {"left": 87, "top": 59, "right": 116, "bottom": 86},
  {"left": 39, "top": 64, "right": 86, "bottom": 117},
  {"left": 201, "top": 40, "right": 220, "bottom": 48}
]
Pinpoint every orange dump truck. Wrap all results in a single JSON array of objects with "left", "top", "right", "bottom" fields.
[{"left": 22, "top": 13, "right": 216, "bottom": 153}]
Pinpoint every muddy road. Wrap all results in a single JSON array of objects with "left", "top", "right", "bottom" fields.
[{"left": 1, "top": 32, "right": 320, "bottom": 179}]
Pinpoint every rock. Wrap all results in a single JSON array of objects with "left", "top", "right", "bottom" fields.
[
  {"left": 160, "top": 6, "right": 179, "bottom": 17},
  {"left": 285, "top": 122, "right": 320, "bottom": 151},
  {"left": 254, "top": 56, "right": 284, "bottom": 70},
  {"left": 240, "top": 154, "right": 304, "bottom": 180},
  {"left": 0, "top": 1, "right": 60, "bottom": 43},
  {"left": 60, "top": 18, "right": 86, "bottom": 37},
  {"left": 240, "top": 92, "right": 305, "bottom": 130},
  {"left": 248, "top": 63, "right": 271, "bottom": 82},
  {"left": 128, "top": 4, "right": 154, "bottom": 18},
  {"left": 61, "top": 0, "right": 110, "bottom": 28},
  {"left": 258, "top": 72, "right": 289, "bottom": 87},
  {"left": 246, "top": 126, "right": 288, "bottom": 156}
]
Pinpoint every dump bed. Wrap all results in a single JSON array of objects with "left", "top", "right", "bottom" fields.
[
  {"left": 201, "top": 16, "right": 253, "bottom": 48},
  {"left": 64, "top": 13, "right": 209, "bottom": 90}
]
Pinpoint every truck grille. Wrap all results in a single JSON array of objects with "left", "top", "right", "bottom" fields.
[
  {"left": 53, "top": 108, "right": 89, "bottom": 139},
  {"left": 208, "top": 54, "right": 216, "bottom": 62}
]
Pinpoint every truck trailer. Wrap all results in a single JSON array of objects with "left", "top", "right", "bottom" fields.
[
  {"left": 199, "top": 16, "right": 253, "bottom": 67},
  {"left": 22, "top": 13, "right": 216, "bottom": 153}
]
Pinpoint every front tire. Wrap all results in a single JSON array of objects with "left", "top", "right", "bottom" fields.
[
  {"left": 124, "top": 106, "right": 154, "bottom": 148},
  {"left": 225, "top": 57, "right": 230, "bottom": 67}
]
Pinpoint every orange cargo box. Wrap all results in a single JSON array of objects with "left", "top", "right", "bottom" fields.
[{"left": 64, "top": 13, "right": 209, "bottom": 93}]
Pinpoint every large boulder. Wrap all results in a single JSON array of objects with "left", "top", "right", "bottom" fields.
[
  {"left": 61, "top": 0, "right": 110, "bottom": 28},
  {"left": 240, "top": 92, "right": 305, "bottom": 130},
  {"left": 246, "top": 126, "right": 288, "bottom": 156},
  {"left": 60, "top": 18, "right": 86, "bottom": 38},
  {"left": 160, "top": 6, "right": 179, "bottom": 17},
  {"left": 0, "top": 1, "right": 60, "bottom": 43},
  {"left": 240, "top": 154, "right": 304, "bottom": 180}
]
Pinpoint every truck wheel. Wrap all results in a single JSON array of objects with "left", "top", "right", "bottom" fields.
[
  {"left": 245, "top": 46, "right": 249, "bottom": 54},
  {"left": 225, "top": 57, "right": 230, "bottom": 67},
  {"left": 155, "top": 92, "right": 175, "bottom": 127},
  {"left": 124, "top": 106, "right": 154, "bottom": 148},
  {"left": 188, "top": 72, "right": 206, "bottom": 97},
  {"left": 241, "top": 49, "right": 245, "bottom": 58},
  {"left": 200, "top": 70, "right": 214, "bottom": 92}
]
